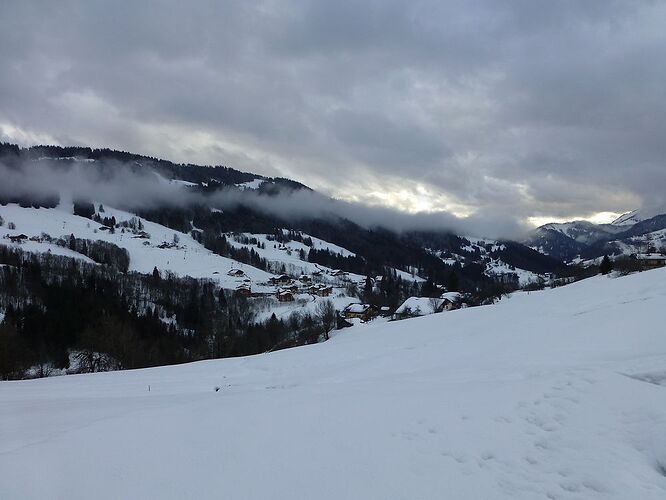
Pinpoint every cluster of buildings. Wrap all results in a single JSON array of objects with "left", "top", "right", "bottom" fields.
[
  {"left": 231, "top": 270, "right": 336, "bottom": 302},
  {"left": 229, "top": 264, "right": 466, "bottom": 324},
  {"left": 340, "top": 291, "right": 464, "bottom": 324},
  {"left": 275, "top": 283, "right": 334, "bottom": 302}
]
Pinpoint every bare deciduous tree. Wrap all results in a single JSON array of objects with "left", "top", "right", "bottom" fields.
[{"left": 317, "top": 299, "right": 337, "bottom": 340}]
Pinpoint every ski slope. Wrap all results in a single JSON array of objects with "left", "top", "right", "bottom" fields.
[{"left": 2, "top": 269, "right": 666, "bottom": 499}]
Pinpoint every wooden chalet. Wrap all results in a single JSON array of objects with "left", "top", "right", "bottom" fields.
[
  {"left": 269, "top": 274, "right": 292, "bottom": 286},
  {"left": 635, "top": 253, "right": 666, "bottom": 269},
  {"left": 342, "top": 303, "right": 377, "bottom": 322},
  {"left": 7, "top": 234, "right": 28, "bottom": 243},
  {"left": 277, "top": 290, "right": 295, "bottom": 302},
  {"left": 235, "top": 284, "right": 252, "bottom": 297}
]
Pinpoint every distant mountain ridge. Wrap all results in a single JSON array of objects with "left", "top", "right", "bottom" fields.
[{"left": 526, "top": 209, "right": 666, "bottom": 262}]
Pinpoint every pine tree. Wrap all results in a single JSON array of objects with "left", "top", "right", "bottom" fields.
[
  {"left": 448, "top": 270, "right": 460, "bottom": 292},
  {"left": 599, "top": 255, "right": 613, "bottom": 275}
]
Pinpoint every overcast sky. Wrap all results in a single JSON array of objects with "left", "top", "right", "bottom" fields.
[{"left": 1, "top": 0, "right": 665, "bottom": 228}]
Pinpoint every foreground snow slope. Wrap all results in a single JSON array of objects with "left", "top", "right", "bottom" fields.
[{"left": 2, "top": 270, "right": 666, "bottom": 499}]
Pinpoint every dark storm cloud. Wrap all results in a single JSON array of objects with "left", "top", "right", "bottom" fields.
[{"left": 1, "top": 0, "right": 665, "bottom": 228}]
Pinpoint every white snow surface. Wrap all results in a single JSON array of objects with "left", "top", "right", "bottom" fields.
[
  {"left": 610, "top": 208, "right": 663, "bottom": 227},
  {"left": 2, "top": 269, "right": 666, "bottom": 499},
  {"left": 235, "top": 178, "right": 265, "bottom": 190}
]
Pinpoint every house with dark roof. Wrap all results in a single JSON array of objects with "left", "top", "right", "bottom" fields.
[{"left": 634, "top": 253, "right": 666, "bottom": 269}]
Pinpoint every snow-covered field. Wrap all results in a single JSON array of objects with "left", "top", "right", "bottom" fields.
[{"left": 2, "top": 269, "right": 666, "bottom": 499}]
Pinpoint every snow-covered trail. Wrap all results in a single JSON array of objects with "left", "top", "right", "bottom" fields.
[{"left": 2, "top": 270, "right": 666, "bottom": 499}]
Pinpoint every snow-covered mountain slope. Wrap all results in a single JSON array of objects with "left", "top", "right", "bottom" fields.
[
  {"left": 528, "top": 211, "right": 666, "bottom": 263},
  {"left": 603, "top": 226, "right": 666, "bottom": 257},
  {"left": 483, "top": 258, "right": 541, "bottom": 285},
  {"left": 429, "top": 236, "right": 558, "bottom": 285},
  {"left": 611, "top": 208, "right": 664, "bottom": 227},
  {"left": 612, "top": 209, "right": 642, "bottom": 226},
  {"left": 0, "top": 203, "right": 274, "bottom": 290},
  {"left": 227, "top": 232, "right": 358, "bottom": 275},
  {"left": 3, "top": 268, "right": 666, "bottom": 499}
]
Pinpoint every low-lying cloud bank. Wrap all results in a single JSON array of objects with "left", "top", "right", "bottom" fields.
[
  {"left": 0, "top": 159, "right": 529, "bottom": 239},
  {"left": 208, "top": 188, "right": 529, "bottom": 239}
]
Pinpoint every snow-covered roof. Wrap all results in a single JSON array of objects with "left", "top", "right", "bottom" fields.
[
  {"left": 272, "top": 274, "right": 291, "bottom": 280},
  {"left": 440, "top": 291, "right": 462, "bottom": 302},
  {"left": 394, "top": 297, "right": 443, "bottom": 316},
  {"left": 345, "top": 303, "right": 371, "bottom": 314}
]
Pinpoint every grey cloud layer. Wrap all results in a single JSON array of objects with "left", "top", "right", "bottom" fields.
[
  {"left": 0, "top": 159, "right": 527, "bottom": 238},
  {"left": 1, "top": 0, "right": 665, "bottom": 224}
]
